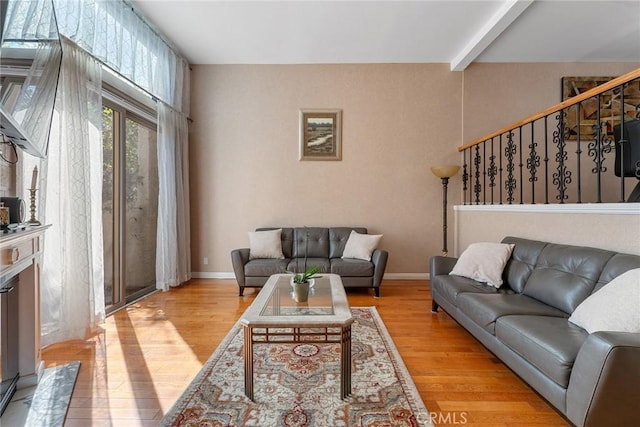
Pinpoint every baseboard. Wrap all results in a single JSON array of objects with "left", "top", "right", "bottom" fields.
[{"left": 190, "top": 272, "right": 429, "bottom": 281}]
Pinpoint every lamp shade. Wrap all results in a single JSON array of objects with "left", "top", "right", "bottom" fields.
[{"left": 431, "top": 165, "right": 460, "bottom": 179}]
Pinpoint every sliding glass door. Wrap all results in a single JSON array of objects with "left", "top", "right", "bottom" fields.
[{"left": 103, "top": 102, "right": 158, "bottom": 311}]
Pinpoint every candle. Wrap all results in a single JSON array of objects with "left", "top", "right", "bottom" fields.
[{"left": 31, "top": 166, "right": 38, "bottom": 190}]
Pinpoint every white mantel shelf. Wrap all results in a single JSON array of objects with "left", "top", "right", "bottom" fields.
[{"left": 0, "top": 225, "right": 50, "bottom": 391}]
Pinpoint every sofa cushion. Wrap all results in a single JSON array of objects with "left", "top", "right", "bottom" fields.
[
  {"left": 330, "top": 258, "right": 374, "bottom": 277},
  {"left": 248, "top": 228, "right": 284, "bottom": 260},
  {"left": 594, "top": 253, "right": 640, "bottom": 293},
  {"left": 257, "top": 227, "right": 294, "bottom": 258},
  {"left": 456, "top": 293, "right": 567, "bottom": 334},
  {"left": 342, "top": 230, "right": 382, "bottom": 261},
  {"left": 522, "top": 243, "right": 615, "bottom": 314},
  {"left": 501, "top": 237, "right": 548, "bottom": 293},
  {"left": 568, "top": 268, "right": 640, "bottom": 333},
  {"left": 431, "top": 274, "right": 506, "bottom": 307},
  {"left": 329, "top": 227, "right": 367, "bottom": 258},
  {"left": 450, "top": 242, "right": 514, "bottom": 287},
  {"left": 495, "top": 315, "right": 588, "bottom": 388},
  {"left": 287, "top": 258, "right": 331, "bottom": 275},
  {"left": 292, "top": 227, "right": 329, "bottom": 258},
  {"left": 244, "top": 258, "right": 290, "bottom": 277}
]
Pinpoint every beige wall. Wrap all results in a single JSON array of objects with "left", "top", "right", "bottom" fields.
[
  {"left": 190, "top": 62, "right": 639, "bottom": 276},
  {"left": 190, "top": 64, "right": 462, "bottom": 276},
  {"left": 455, "top": 205, "right": 640, "bottom": 256}
]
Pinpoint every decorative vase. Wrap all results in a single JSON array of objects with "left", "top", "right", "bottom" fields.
[{"left": 291, "top": 281, "right": 310, "bottom": 302}]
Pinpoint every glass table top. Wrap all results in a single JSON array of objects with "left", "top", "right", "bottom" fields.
[{"left": 260, "top": 275, "right": 334, "bottom": 316}]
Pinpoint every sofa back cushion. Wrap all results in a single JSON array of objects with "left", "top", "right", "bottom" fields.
[
  {"left": 257, "top": 227, "right": 294, "bottom": 258},
  {"left": 594, "top": 253, "right": 640, "bottom": 293},
  {"left": 293, "top": 227, "right": 330, "bottom": 258},
  {"left": 501, "top": 236, "right": 547, "bottom": 293},
  {"left": 522, "top": 243, "right": 615, "bottom": 314},
  {"left": 329, "top": 227, "right": 368, "bottom": 258}
]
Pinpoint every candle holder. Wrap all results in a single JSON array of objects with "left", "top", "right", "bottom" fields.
[{"left": 28, "top": 188, "right": 41, "bottom": 225}]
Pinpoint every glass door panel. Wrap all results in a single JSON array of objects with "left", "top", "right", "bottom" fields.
[
  {"left": 102, "top": 102, "right": 157, "bottom": 312},
  {"left": 124, "top": 117, "right": 158, "bottom": 300}
]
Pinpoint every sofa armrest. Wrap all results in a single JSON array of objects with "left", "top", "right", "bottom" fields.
[
  {"left": 429, "top": 256, "right": 458, "bottom": 277},
  {"left": 567, "top": 331, "right": 640, "bottom": 427},
  {"left": 230, "top": 248, "right": 250, "bottom": 287},
  {"left": 371, "top": 249, "right": 388, "bottom": 289}
]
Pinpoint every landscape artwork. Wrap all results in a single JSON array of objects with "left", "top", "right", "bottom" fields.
[
  {"left": 299, "top": 109, "right": 342, "bottom": 160},
  {"left": 561, "top": 76, "right": 640, "bottom": 141}
]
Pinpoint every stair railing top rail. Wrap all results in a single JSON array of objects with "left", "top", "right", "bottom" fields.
[{"left": 458, "top": 68, "right": 640, "bottom": 152}]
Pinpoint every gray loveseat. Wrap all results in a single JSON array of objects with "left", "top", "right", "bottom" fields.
[
  {"left": 231, "top": 227, "right": 388, "bottom": 297},
  {"left": 430, "top": 236, "right": 640, "bottom": 427}
]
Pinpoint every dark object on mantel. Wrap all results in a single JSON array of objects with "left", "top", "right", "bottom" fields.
[
  {"left": 1, "top": 223, "right": 32, "bottom": 234},
  {"left": 0, "top": 197, "right": 24, "bottom": 224}
]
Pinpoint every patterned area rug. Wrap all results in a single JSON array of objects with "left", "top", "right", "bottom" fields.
[{"left": 161, "top": 307, "right": 431, "bottom": 426}]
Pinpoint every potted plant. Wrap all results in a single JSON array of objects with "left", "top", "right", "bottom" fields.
[
  {"left": 292, "top": 265, "right": 320, "bottom": 285},
  {"left": 288, "top": 228, "right": 320, "bottom": 302}
]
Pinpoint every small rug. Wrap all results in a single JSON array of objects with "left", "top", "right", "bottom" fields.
[
  {"left": 161, "top": 307, "right": 432, "bottom": 426},
  {"left": 1, "top": 361, "right": 80, "bottom": 427}
]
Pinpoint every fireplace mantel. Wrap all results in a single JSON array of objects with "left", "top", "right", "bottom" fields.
[{"left": 1, "top": 225, "right": 49, "bottom": 395}]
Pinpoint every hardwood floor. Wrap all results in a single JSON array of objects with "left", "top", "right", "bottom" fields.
[{"left": 42, "top": 279, "right": 569, "bottom": 426}]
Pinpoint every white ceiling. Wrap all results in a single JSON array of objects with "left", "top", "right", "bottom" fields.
[{"left": 131, "top": 0, "right": 640, "bottom": 69}]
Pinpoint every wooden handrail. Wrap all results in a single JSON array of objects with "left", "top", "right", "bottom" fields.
[{"left": 458, "top": 67, "right": 640, "bottom": 152}]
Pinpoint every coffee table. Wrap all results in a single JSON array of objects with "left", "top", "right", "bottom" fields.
[{"left": 240, "top": 273, "right": 354, "bottom": 401}]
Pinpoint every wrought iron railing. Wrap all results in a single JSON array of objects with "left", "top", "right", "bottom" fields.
[{"left": 459, "top": 68, "right": 640, "bottom": 204}]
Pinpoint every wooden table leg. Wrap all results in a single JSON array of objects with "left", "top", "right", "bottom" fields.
[
  {"left": 243, "top": 325, "right": 254, "bottom": 401},
  {"left": 341, "top": 324, "right": 352, "bottom": 399}
]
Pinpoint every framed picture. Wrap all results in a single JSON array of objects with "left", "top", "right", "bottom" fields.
[
  {"left": 299, "top": 109, "right": 342, "bottom": 161},
  {"left": 561, "top": 76, "right": 638, "bottom": 141}
]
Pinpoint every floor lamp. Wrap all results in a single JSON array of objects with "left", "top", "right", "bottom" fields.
[{"left": 431, "top": 165, "right": 460, "bottom": 256}]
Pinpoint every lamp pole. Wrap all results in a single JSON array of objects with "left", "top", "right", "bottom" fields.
[
  {"left": 440, "top": 176, "right": 450, "bottom": 256},
  {"left": 431, "top": 165, "right": 460, "bottom": 257}
]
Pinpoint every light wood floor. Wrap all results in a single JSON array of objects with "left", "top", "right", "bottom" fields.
[{"left": 42, "top": 279, "right": 569, "bottom": 426}]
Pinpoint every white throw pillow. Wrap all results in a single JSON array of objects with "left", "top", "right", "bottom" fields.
[
  {"left": 248, "top": 229, "right": 284, "bottom": 260},
  {"left": 568, "top": 268, "right": 640, "bottom": 334},
  {"left": 449, "top": 242, "right": 515, "bottom": 288},
  {"left": 342, "top": 230, "right": 382, "bottom": 261}
]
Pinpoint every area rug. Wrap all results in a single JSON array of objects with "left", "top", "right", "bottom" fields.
[
  {"left": 161, "top": 307, "right": 431, "bottom": 426},
  {"left": 1, "top": 361, "right": 80, "bottom": 427}
]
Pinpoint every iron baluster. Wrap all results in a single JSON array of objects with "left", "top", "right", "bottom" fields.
[
  {"left": 552, "top": 111, "right": 571, "bottom": 203},
  {"left": 619, "top": 84, "right": 626, "bottom": 202},
  {"left": 504, "top": 131, "right": 517, "bottom": 204},
  {"left": 527, "top": 124, "right": 540, "bottom": 204},
  {"left": 488, "top": 137, "right": 497, "bottom": 204},
  {"left": 499, "top": 133, "right": 504, "bottom": 204},
  {"left": 462, "top": 151, "right": 468, "bottom": 205},
  {"left": 518, "top": 126, "right": 524, "bottom": 204},
  {"left": 576, "top": 101, "right": 582, "bottom": 203},
  {"left": 544, "top": 117, "right": 549, "bottom": 204},
  {"left": 483, "top": 141, "right": 487, "bottom": 204},
  {"left": 474, "top": 145, "right": 481, "bottom": 204},
  {"left": 588, "top": 124, "right": 613, "bottom": 203}
]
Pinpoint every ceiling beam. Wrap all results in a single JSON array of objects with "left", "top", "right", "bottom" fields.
[{"left": 450, "top": 0, "right": 534, "bottom": 71}]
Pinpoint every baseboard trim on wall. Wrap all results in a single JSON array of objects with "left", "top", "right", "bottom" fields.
[{"left": 190, "top": 272, "right": 430, "bottom": 281}]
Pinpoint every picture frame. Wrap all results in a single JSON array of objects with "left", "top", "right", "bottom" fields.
[
  {"left": 299, "top": 109, "right": 342, "bottom": 161},
  {"left": 561, "top": 76, "right": 638, "bottom": 141}
]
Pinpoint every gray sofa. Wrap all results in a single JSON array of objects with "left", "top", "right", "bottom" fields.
[
  {"left": 430, "top": 236, "right": 640, "bottom": 427},
  {"left": 231, "top": 227, "right": 388, "bottom": 297}
]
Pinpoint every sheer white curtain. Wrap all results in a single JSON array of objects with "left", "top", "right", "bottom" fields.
[
  {"left": 156, "top": 102, "right": 191, "bottom": 291},
  {"left": 39, "top": 39, "right": 105, "bottom": 346},
  {"left": 53, "top": 0, "right": 190, "bottom": 115}
]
